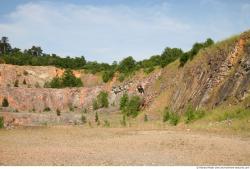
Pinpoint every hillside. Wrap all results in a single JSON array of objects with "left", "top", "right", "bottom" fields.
[{"left": 0, "top": 30, "right": 250, "bottom": 130}]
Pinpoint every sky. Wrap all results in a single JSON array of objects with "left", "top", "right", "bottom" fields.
[{"left": 0, "top": 0, "right": 250, "bottom": 63}]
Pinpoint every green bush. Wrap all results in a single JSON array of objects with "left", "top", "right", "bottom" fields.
[
  {"left": 184, "top": 105, "right": 205, "bottom": 124},
  {"left": 120, "top": 93, "right": 129, "bottom": 110},
  {"left": 92, "top": 99, "right": 98, "bottom": 110},
  {"left": 2, "top": 97, "right": 9, "bottom": 107},
  {"left": 126, "top": 96, "right": 141, "bottom": 117},
  {"left": 169, "top": 113, "right": 180, "bottom": 126},
  {"left": 97, "top": 91, "right": 109, "bottom": 108},
  {"left": 102, "top": 70, "right": 114, "bottom": 83},
  {"left": 162, "top": 107, "right": 180, "bottom": 126},
  {"left": 0, "top": 116, "right": 4, "bottom": 128},
  {"left": 163, "top": 107, "right": 170, "bottom": 122},
  {"left": 45, "top": 69, "right": 83, "bottom": 88},
  {"left": 120, "top": 95, "right": 141, "bottom": 118}
]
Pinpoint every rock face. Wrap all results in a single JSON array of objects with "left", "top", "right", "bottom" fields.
[
  {"left": 147, "top": 31, "right": 250, "bottom": 113},
  {"left": 0, "top": 31, "right": 250, "bottom": 126}
]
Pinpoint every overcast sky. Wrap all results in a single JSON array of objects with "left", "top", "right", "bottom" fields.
[{"left": 0, "top": 0, "right": 250, "bottom": 63}]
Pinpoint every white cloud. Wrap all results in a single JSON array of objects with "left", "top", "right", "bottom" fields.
[
  {"left": 0, "top": 1, "right": 249, "bottom": 63},
  {"left": 0, "top": 2, "right": 190, "bottom": 62}
]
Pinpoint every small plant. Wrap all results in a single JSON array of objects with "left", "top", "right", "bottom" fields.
[
  {"left": 0, "top": 116, "right": 4, "bottom": 128},
  {"left": 95, "top": 112, "right": 99, "bottom": 123},
  {"left": 184, "top": 105, "right": 205, "bottom": 124},
  {"left": 23, "top": 79, "right": 27, "bottom": 85},
  {"left": 120, "top": 115, "right": 127, "bottom": 127},
  {"left": 97, "top": 91, "right": 109, "bottom": 108},
  {"left": 81, "top": 114, "right": 87, "bottom": 124},
  {"left": 14, "top": 79, "right": 19, "bottom": 87},
  {"left": 104, "top": 120, "right": 110, "bottom": 127},
  {"left": 32, "top": 108, "right": 36, "bottom": 112},
  {"left": 92, "top": 99, "right": 98, "bottom": 110},
  {"left": 144, "top": 114, "right": 148, "bottom": 122},
  {"left": 120, "top": 93, "right": 129, "bottom": 110},
  {"left": 56, "top": 109, "right": 61, "bottom": 116},
  {"left": 162, "top": 107, "right": 180, "bottom": 126},
  {"left": 43, "top": 107, "right": 51, "bottom": 112},
  {"left": 2, "top": 97, "right": 9, "bottom": 107},
  {"left": 169, "top": 113, "right": 180, "bottom": 126},
  {"left": 163, "top": 107, "right": 170, "bottom": 122}
]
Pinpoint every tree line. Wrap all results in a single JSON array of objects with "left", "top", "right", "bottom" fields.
[{"left": 0, "top": 36, "right": 214, "bottom": 83}]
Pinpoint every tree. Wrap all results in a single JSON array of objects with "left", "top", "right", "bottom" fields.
[
  {"left": 102, "top": 70, "right": 114, "bottom": 83},
  {"left": 160, "top": 47, "right": 183, "bottom": 68},
  {"left": 62, "top": 69, "right": 83, "bottom": 87},
  {"left": 118, "top": 56, "right": 136, "bottom": 75},
  {"left": 120, "top": 93, "right": 129, "bottom": 110},
  {"left": 0, "top": 36, "right": 11, "bottom": 55},
  {"left": 27, "top": 46, "right": 43, "bottom": 56}
]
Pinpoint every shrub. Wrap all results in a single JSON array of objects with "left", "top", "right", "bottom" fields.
[
  {"left": 162, "top": 107, "right": 180, "bottom": 126},
  {"left": 169, "top": 113, "right": 180, "bottom": 126},
  {"left": 81, "top": 115, "right": 87, "bottom": 124},
  {"left": 97, "top": 91, "right": 109, "bottom": 108},
  {"left": 102, "top": 70, "right": 114, "bottom": 83},
  {"left": 163, "top": 107, "right": 170, "bottom": 122},
  {"left": 2, "top": 97, "right": 9, "bottom": 107},
  {"left": 126, "top": 96, "right": 141, "bottom": 117},
  {"left": 92, "top": 99, "right": 98, "bottom": 110},
  {"left": 184, "top": 105, "right": 205, "bottom": 124},
  {"left": 14, "top": 79, "right": 19, "bottom": 87},
  {"left": 56, "top": 109, "right": 61, "bottom": 116},
  {"left": 45, "top": 69, "right": 83, "bottom": 88},
  {"left": 120, "top": 93, "right": 129, "bottom": 110},
  {"left": 0, "top": 116, "right": 4, "bottom": 128},
  {"left": 43, "top": 107, "right": 51, "bottom": 112}
]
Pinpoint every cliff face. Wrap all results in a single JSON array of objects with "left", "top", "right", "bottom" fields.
[
  {"left": 147, "top": 31, "right": 250, "bottom": 115},
  {"left": 0, "top": 31, "right": 250, "bottom": 120}
]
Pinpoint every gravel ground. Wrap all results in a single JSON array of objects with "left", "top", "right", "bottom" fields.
[{"left": 0, "top": 126, "right": 249, "bottom": 166}]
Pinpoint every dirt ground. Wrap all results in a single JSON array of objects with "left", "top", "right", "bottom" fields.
[{"left": 0, "top": 126, "right": 249, "bottom": 166}]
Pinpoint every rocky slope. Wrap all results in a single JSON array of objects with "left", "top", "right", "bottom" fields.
[
  {"left": 0, "top": 30, "right": 250, "bottom": 126},
  {"left": 146, "top": 31, "right": 250, "bottom": 117}
]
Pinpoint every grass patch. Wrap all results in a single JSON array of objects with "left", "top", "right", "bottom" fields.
[
  {"left": 162, "top": 107, "right": 180, "bottom": 126},
  {"left": 184, "top": 105, "right": 205, "bottom": 124}
]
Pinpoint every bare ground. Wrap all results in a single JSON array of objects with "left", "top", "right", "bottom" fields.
[{"left": 0, "top": 126, "right": 249, "bottom": 166}]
